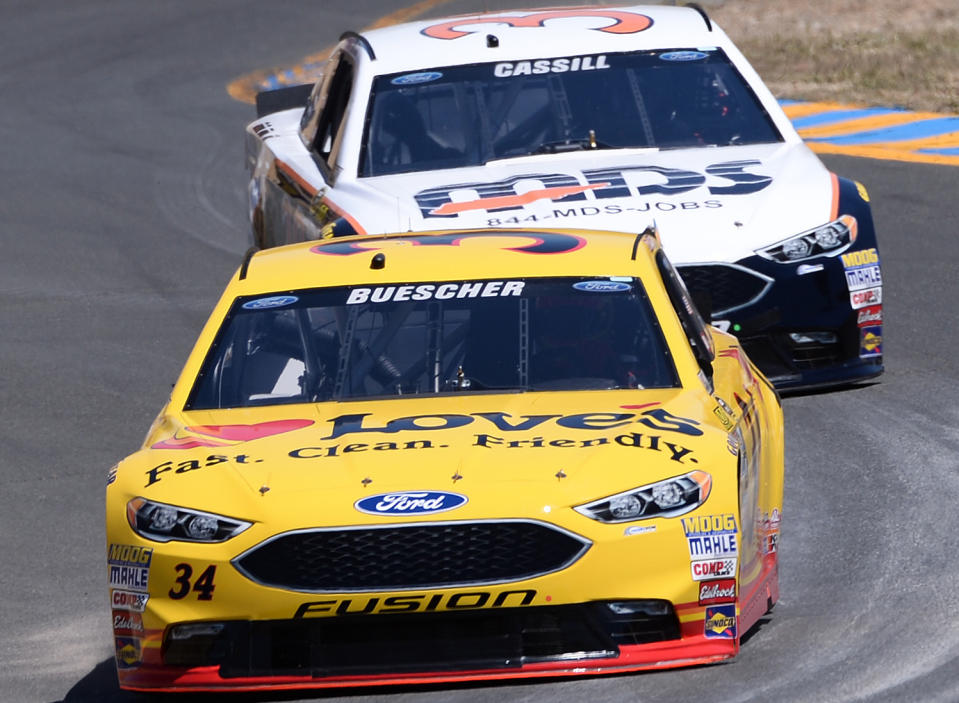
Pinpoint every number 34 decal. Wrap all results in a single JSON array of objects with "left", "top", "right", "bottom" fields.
[{"left": 170, "top": 563, "right": 216, "bottom": 601}]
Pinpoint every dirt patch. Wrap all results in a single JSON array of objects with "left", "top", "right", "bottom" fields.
[{"left": 710, "top": 0, "right": 959, "bottom": 112}]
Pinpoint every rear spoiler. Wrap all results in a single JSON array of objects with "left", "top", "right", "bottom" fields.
[{"left": 255, "top": 83, "right": 313, "bottom": 118}]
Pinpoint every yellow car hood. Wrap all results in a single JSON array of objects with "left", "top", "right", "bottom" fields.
[{"left": 123, "top": 388, "right": 732, "bottom": 526}]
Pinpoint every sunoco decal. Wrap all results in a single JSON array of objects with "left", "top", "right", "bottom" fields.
[
  {"left": 704, "top": 604, "right": 737, "bottom": 638},
  {"left": 355, "top": 491, "right": 468, "bottom": 516}
]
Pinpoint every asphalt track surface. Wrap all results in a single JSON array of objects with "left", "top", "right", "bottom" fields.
[{"left": 2, "top": 2, "right": 958, "bottom": 702}]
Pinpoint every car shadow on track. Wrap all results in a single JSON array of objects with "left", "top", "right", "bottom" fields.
[{"left": 779, "top": 379, "right": 880, "bottom": 400}]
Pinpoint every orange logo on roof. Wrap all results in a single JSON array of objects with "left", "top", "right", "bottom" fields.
[{"left": 422, "top": 10, "right": 653, "bottom": 40}]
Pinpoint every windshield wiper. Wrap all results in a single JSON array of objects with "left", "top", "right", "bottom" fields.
[{"left": 532, "top": 129, "right": 613, "bottom": 154}]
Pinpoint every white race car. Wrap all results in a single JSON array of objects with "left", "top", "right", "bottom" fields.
[{"left": 245, "top": 4, "right": 883, "bottom": 390}]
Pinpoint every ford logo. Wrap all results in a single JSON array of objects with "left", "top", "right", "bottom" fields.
[
  {"left": 355, "top": 491, "right": 468, "bottom": 516},
  {"left": 242, "top": 295, "right": 298, "bottom": 310},
  {"left": 659, "top": 50, "right": 709, "bottom": 62},
  {"left": 573, "top": 280, "right": 632, "bottom": 293},
  {"left": 391, "top": 71, "right": 443, "bottom": 85}
]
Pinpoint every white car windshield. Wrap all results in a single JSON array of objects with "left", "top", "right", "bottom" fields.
[
  {"left": 188, "top": 276, "right": 679, "bottom": 409},
  {"left": 360, "top": 48, "right": 782, "bottom": 176}
]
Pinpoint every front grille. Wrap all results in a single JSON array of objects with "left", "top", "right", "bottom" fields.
[
  {"left": 163, "top": 602, "right": 681, "bottom": 678},
  {"left": 234, "top": 520, "right": 591, "bottom": 592},
  {"left": 676, "top": 263, "right": 772, "bottom": 316}
]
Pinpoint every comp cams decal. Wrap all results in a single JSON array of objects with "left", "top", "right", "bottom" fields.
[
  {"left": 691, "top": 557, "right": 737, "bottom": 581},
  {"left": 422, "top": 9, "right": 653, "bottom": 40},
  {"left": 414, "top": 161, "right": 773, "bottom": 220}
]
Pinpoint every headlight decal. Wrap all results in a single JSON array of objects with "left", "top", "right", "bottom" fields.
[
  {"left": 126, "top": 498, "right": 251, "bottom": 543},
  {"left": 574, "top": 471, "right": 711, "bottom": 523},
  {"left": 755, "top": 214, "right": 858, "bottom": 263}
]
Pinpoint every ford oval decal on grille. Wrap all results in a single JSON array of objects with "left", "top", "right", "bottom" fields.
[{"left": 355, "top": 491, "right": 468, "bottom": 516}]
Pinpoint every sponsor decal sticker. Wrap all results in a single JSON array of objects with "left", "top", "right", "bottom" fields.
[
  {"left": 859, "top": 326, "right": 882, "bottom": 358},
  {"left": 355, "top": 491, "right": 468, "bottom": 516},
  {"left": 242, "top": 295, "right": 298, "bottom": 310},
  {"left": 413, "top": 162, "right": 772, "bottom": 219},
  {"left": 151, "top": 418, "right": 313, "bottom": 450},
  {"left": 287, "top": 406, "right": 703, "bottom": 462},
  {"left": 493, "top": 55, "right": 610, "bottom": 77},
  {"left": 698, "top": 578, "right": 737, "bottom": 605},
  {"left": 115, "top": 637, "right": 142, "bottom": 668},
  {"left": 422, "top": 10, "right": 653, "bottom": 40},
  {"left": 108, "top": 544, "right": 152, "bottom": 592},
  {"left": 391, "top": 71, "right": 442, "bottom": 85},
  {"left": 850, "top": 286, "right": 882, "bottom": 309},
  {"left": 572, "top": 280, "right": 632, "bottom": 293},
  {"left": 312, "top": 230, "right": 587, "bottom": 256},
  {"left": 683, "top": 513, "right": 738, "bottom": 558},
  {"left": 143, "top": 453, "right": 263, "bottom": 487},
  {"left": 691, "top": 557, "right": 737, "bottom": 581},
  {"left": 840, "top": 247, "right": 879, "bottom": 269},
  {"left": 704, "top": 604, "right": 737, "bottom": 638},
  {"left": 660, "top": 50, "right": 708, "bottom": 61},
  {"left": 111, "top": 589, "right": 149, "bottom": 613},
  {"left": 624, "top": 524, "right": 656, "bottom": 536},
  {"left": 844, "top": 264, "right": 882, "bottom": 291},
  {"left": 856, "top": 305, "right": 882, "bottom": 327},
  {"left": 346, "top": 280, "right": 525, "bottom": 305},
  {"left": 112, "top": 610, "right": 145, "bottom": 636}
]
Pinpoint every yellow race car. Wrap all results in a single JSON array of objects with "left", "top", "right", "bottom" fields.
[{"left": 106, "top": 226, "right": 784, "bottom": 692}]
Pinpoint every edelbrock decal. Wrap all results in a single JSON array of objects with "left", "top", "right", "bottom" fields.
[{"left": 355, "top": 491, "right": 468, "bottom": 516}]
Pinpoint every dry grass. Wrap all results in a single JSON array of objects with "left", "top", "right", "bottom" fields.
[{"left": 711, "top": 0, "right": 959, "bottom": 113}]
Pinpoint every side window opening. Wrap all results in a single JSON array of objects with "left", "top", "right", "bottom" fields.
[
  {"left": 307, "top": 55, "right": 355, "bottom": 167},
  {"left": 655, "top": 249, "right": 715, "bottom": 378}
]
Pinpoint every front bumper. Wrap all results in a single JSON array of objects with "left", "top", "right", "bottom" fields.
[
  {"left": 119, "top": 599, "right": 739, "bottom": 692},
  {"left": 110, "top": 509, "right": 773, "bottom": 691},
  {"left": 678, "top": 250, "right": 883, "bottom": 391}
]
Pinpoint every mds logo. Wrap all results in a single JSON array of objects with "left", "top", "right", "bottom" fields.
[{"left": 414, "top": 161, "right": 772, "bottom": 218}]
